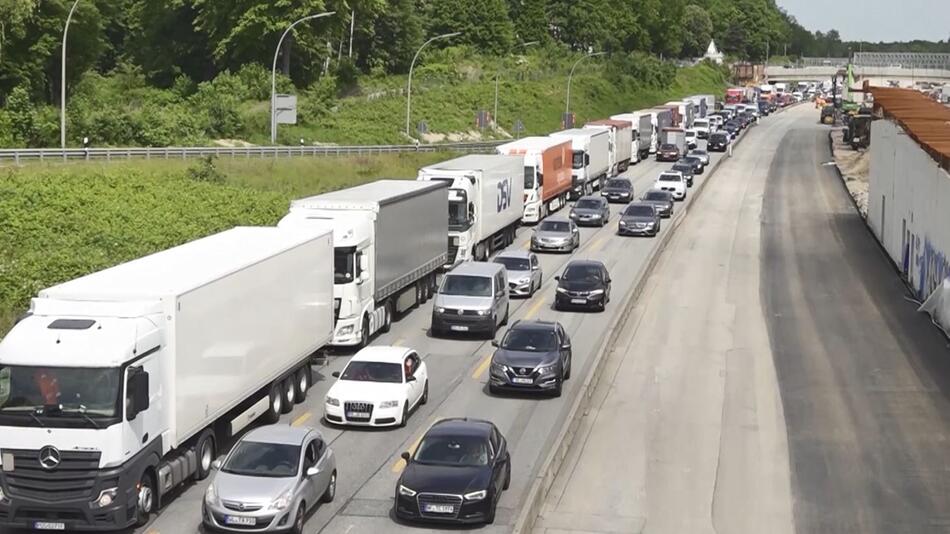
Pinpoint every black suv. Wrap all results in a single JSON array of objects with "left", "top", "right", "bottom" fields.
[
  {"left": 489, "top": 320, "right": 572, "bottom": 397},
  {"left": 554, "top": 260, "right": 611, "bottom": 312},
  {"left": 671, "top": 162, "right": 695, "bottom": 187},
  {"left": 708, "top": 132, "right": 729, "bottom": 151}
]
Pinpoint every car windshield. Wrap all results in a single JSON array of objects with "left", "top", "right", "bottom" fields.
[
  {"left": 538, "top": 221, "right": 570, "bottom": 233},
  {"left": 440, "top": 274, "right": 492, "bottom": 297},
  {"left": 0, "top": 365, "right": 121, "bottom": 420},
  {"left": 660, "top": 144, "right": 676, "bottom": 150},
  {"left": 562, "top": 264, "right": 603, "bottom": 282},
  {"left": 605, "top": 179, "right": 631, "bottom": 189},
  {"left": 659, "top": 174, "right": 680, "bottom": 182},
  {"left": 414, "top": 435, "right": 490, "bottom": 467},
  {"left": 575, "top": 199, "right": 602, "bottom": 209},
  {"left": 339, "top": 361, "right": 402, "bottom": 383},
  {"left": 502, "top": 328, "right": 558, "bottom": 352},
  {"left": 495, "top": 256, "right": 530, "bottom": 271},
  {"left": 643, "top": 191, "right": 669, "bottom": 201},
  {"left": 222, "top": 441, "right": 300, "bottom": 478},
  {"left": 673, "top": 165, "right": 690, "bottom": 173},
  {"left": 625, "top": 205, "right": 655, "bottom": 217}
]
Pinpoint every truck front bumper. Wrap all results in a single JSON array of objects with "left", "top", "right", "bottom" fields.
[
  {"left": 330, "top": 315, "right": 363, "bottom": 346},
  {"left": 431, "top": 312, "right": 495, "bottom": 335},
  {"left": 522, "top": 201, "right": 542, "bottom": 224},
  {"left": 0, "top": 483, "right": 135, "bottom": 531}
]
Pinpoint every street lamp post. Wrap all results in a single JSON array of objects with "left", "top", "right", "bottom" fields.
[
  {"left": 565, "top": 52, "right": 605, "bottom": 115},
  {"left": 271, "top": 11, "right": 335, "bottom": 144},
  {"left": 493, "top": 41, "right": 538, "bottom": 130},
  {"left": 60, "top": 0, "right": 81, "bottom": 150},
  {"left": 405, "top": 32, "right": 461, "bottom": 138}
]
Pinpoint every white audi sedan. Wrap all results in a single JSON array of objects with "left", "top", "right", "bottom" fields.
[{"left": 324, "top": 346, "right": 429, "bottom": 427}]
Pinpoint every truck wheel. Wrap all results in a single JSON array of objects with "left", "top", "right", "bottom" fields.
[
  {"left": 196, "top": 431, "right": 216, "bottom": 480},
  {"left": 134, "top": 471, "right": 155, "bottom": 527},
  {"left": 294, "top": 366, "right": 311, "bottom": 402},
  {"left": 380, "top": 301, "right": 392, "bottom": 333},
  {"left": 263, "top": 382, "right": 282, "bottom": 424},
  {"left": 280, "top": 377, "right": 295, "bottom": 413},
  {"left": 359, "top": 316, "right": 370, "bottom": 348}
]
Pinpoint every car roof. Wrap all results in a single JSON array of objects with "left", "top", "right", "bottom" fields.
[
  {"left": 565, "top": 259, "right": 606, "bottom": 269},
  {"left": 243, "top": 424, "right": 319, "bottom": 446},
  {"left": 577, "top": 195, "right": 605, "bottom": 202},
  {"left": 495, "top": 250, "right": 533, "bottom": 260},
  {"left": 428, "top": 418, "right": 494, "bottom": 438},
  {"left": 350, "top": 345, "right": 412, "bottom": 364},
  {"left": 625, "top": 201, "right": 654, "bottom": 209},
  {"left": 660, "top": 170, "right": 683, "bottom": 176},
  {"left": 509, "top": 319, "right": 559, "bottom": 331},
  {"left": 448, "top": 261, "right": 505, "bottom": 277},
  {"left": 643, "top": 189, "right": 672, "bottom": 197},
  {"left": 541, "top": 215, "right": 571, "bottom": 223}
]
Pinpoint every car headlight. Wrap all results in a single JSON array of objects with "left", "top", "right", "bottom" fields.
[
  {"left": 399, "top": 484, "right": 417, "bottom": 497},
  {"left": 326, "top": 396, "right": 340, "bottom": 407},
  {"left": 379, "top": 400, "right": 400, "bottom": 409},
  {"left": 464, "top": 490, "right": 488, "bottom": 501},
  {"left": 591, "top": 213, "right": 602, "bottom": 219},
  {"left": 556, "top": 287, "right": 568, "bottom": 294},
  {"left": 536, "top": 364, "right": 558, "bottom": 375},
  {"left": 645, "top": 222, "right": 656, "bottom": 227},
  {"left": 619, "top": 221, "right": 627, "bottom": 226},
  {"left": 435, "top": 306, "right": 446, "bottom": 314},
  {"left": 476, "top": 309, "right": 490, "bottom": 316},
  {"left": 204, "top": 484, "right": 217, "bottom": 505},
  {"left": 490, "top": 361, "right": 506, "bottom": 373},
  {"left": 569, "top": 211, "right": 578, "bottom": 218},
  {"left": 588, "top": 289, "right": 605, "bottom": 296},
  {"left": 268, "top": 488, "right": 293, "bottom": 511},
  {"left": 92, "top": 487, "right": 119, "bottom": 509},
  {"left": 337, "top": 324, "right": 354, "bottom": 335}
]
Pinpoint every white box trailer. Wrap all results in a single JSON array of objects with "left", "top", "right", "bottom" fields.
[
  {"left": 418, "top": 154, "right": 525, "bottom": 264},
  {"left": 666, "top": 100, "right": 695, "bottom": 129},
  {"left": 279, "top": 180, "right": 448, "bottom": 347},
  {"left": 0, "top": 227, "right": 334, "bottom": 531},
  {"left": 611, "top": 112, "right": 654, "bottom": 161},
  {"left": 585, "top": 119, "right": 634, "bottom": 173},
  {"left": 549, "top": 127, "right": 610, "bottom": 198}
]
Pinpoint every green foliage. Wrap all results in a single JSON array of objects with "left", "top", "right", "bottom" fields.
[
  {"left": 187, "top": 155, "right": 226, "bottom": 183},
  {"left": 427, "top": 0, "right": 515, "bottom": 55},
  {"left": 681, "top": 4, "right": 714, "bottom": 58}
]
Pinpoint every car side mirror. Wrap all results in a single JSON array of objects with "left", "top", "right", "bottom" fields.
[
  {"left": 306, "top": 466, "right": 320, "bottom": 477},
  {"left": 491, "top": 339, "right": 499, "bottom": 347},
  {"left": 401, "top": 451, "right": 412, "bottom": 464},
  {"left": 212, "top": 459, "right": 222, "bottom": 470},
  {"left": 561, "top": 343, "right": 571, "bottom": 350},
  {"left": 332, "top": 371, "right": 340, "bottom": 378},
  {"left": 554, "top": 275, "right": 560, "bottom": 281},
  {"left": 406, "top": 375, "right": 417, "bottom": 382}
]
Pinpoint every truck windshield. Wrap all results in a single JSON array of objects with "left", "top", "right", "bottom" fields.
[
  {"left": 440, "top": 275, "right": 492, "bottom": 297},
  {"left": 0, "top": 365, "right": 120, "bottom": 423},
  {"left": 334, "top": 247, "right": 357, "bottom": 284},
  {"left": 571, "top": 151, "right": 585, "bottom": 169},
  {"left": 448, "top": 197, "right": 471, "bottom": 232}
]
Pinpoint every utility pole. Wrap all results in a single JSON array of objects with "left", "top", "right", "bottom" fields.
[
  {"left": 405, "top": 32, "right": 461, "bottom": 138},
  {"left": 566, "top": 52, "right": 605, "bottom": 115},
  {"left": 494, "top": 41, "right": 538, "bottom": 131},
  {"left": 60, "top": 0, "right": 81, "bottom": 150},
  {"left": 348, "top": 10, "right": 355, "bottom": 58}
]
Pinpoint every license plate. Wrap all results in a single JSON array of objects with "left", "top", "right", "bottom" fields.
[
  {"left": 347, "top": 412, "right": 370, "bottom": 419},
  {"left": 424, "top": 504, "right": 455, "bottom": 514},
  {"left": 512, "top": 377, "right": 533, "bottom": 385},
  {"left": 225, "top": 516, "right": 256, "bottom": 526},
  {"left": 571, "top": 298, "right": 587, "bottom": 304},
  {"left": 450, "top": 325, "right": 469, "bottom": 332},
  {"left": 33, "top": 523, "right": 65, "bottom": 531}
]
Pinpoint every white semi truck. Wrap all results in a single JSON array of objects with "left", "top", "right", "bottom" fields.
[
  {"left": 549, "top": 127, "right": 610, "bottom": 198},
  {"left": 417, "top": 154, "right": 525, "bottom": 265},
  {"left": 0, "top": 227, "right": 334, "bottom": 531},
  {"left": 279, "top": 180, "right": 448, "bottom": 348},
  {"left": 496, "top": 136, "right": 574, "bottom": 223}
]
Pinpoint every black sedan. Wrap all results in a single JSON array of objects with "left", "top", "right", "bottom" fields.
[
  {"left": 600, "top": 177, "right": 634, "bottom": 203},
  {"left": 394, "top": 418, "right": 510, "bottom": 525},
  {"left": 723, "top": 121, "right": 740, "bottom": 138},
  {"left": 554, "top": 260, "right": 611, "bottom": 312},
  {"left": 708, "top": 132, "right": 729, "bottom": 152},
  {"left": 679, "top": 155, "right": 705, "bottom": 175},
  {"left": 671, "top": 162, "right": 694, "bottom": 187},
  {"left": 639, "top": 189, "right": 674, "bottom": 218},
  {"left": 618, "top": 202, "right": 661, "bottom": 237},
  {"left": 656, "top": 143, "right": 681, "bottom": 162},
  {"left": 489, "top": 320, "right": 572, "bottom": 397}
]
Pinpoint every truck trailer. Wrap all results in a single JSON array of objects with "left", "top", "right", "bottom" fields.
[
  {"left": 417, "top": 154, "right": 525, "bottom": 264},
  {"left": 585, "top": 119, "right": 633, "bottom": 174},
  {"left": 665, "top": 101, "right": 695, "bottom": 129},
  {"left": 549, "top": 127, "right": 610, "bottom": 198},
  {"left": 496, "top": 136, "right": 573, "bottom": 223},
  {"left": 659, "top": 127, "right": 687, "bottom": 159},
  {"left": 611, "top": 112, "right": 653, "bottom": 161},
  {"left": 0, "top": 227, "right": 334, "bottom": 531},
  {"left": 279, "top": 180, "right": 447, "bottom": 348}
]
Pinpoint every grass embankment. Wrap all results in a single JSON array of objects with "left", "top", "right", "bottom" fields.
[{"left": 0, "top": 152, "right": 451, "bottom": 334}]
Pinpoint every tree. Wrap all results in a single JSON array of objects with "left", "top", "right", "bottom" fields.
[
  {"left": 427, "top": 0, "right": 515, "bottom": 55},
  {"left": 680, "top": 4, "right": 713, "bottom": 57},
  {"left": 508, "top": 0, "right": 550, "bottom": 45},
  {"left": 353, "top": 0, "right": 422, "bottom": 74}
]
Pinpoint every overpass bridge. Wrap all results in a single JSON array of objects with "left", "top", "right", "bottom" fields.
[{"left": 765, "top": 53, "right": 950, "bottom": 87}]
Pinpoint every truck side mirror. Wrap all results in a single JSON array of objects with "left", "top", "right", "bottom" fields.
[
  {"left": 126, "top": 366, "right": 150, "bottom": 421},
  {"left": 359, "top": 253, "right": 370, "bottom": 283},
  {"left": 584, "top": 154, "right": 590, "bottom": 166}
]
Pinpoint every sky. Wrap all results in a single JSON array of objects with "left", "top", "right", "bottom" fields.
[{"left": 777, "top": 0, "right": 950, "bottom": 43}]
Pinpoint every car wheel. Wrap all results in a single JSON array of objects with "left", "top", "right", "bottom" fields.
[
  {"left": 323, "top": 471, "right": 337, "bottom": 503},
  {"left": 291, "top": 503, "right": 306, "bottom": 534},
  {"left": 503, "top": 458, "right": 511, "bottom": 490},
  {"left": 294, "top": 366, "right": 311, "bottom": 402},
  {"left": 552, "top": 377, "right": 563, "bottom": 398},
  {"left": 485, "top": 494, "right": 497, "bottom": 524},
  {"left": 134, "top": 471, "right": 155, "bottom": 527},
  {"left": 564, "top": 356, "right": 572, "bottom": 380},
  {"left": 421, "top": 380, "right": 429, "bottom": 405},
  {"left": 489, "top": 384, "right": 500, "bottom": 395},
  {"left": 488, "top": 318, "right": 497, "bottom": 340},
  {"left": 280, "top": 376, "right": 295, "bottom": 413},
  {"left": 399, "top": 404, "right": 409, "bottom": 427},
  {"left": 501, "top": 304, "right": 509, "bottom": 326}
]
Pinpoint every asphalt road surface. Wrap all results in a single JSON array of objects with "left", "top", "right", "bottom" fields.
[
  {"left": 78, "top": 123, "right": 732, "bottom": 534},
  {"left": 533, "top": 104, "right": 950, "bottom": 534}
]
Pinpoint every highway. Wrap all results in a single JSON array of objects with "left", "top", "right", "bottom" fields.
[
  {"left": 121, "top": 118, "right": 736, "bottom": 534},
  {"left": 532, "top": 104, "right": 950, "bottom": 534}
]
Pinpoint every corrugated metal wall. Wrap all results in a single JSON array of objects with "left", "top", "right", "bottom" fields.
[{"left": 869, "top": 119, "right": 950, "bottom": 299}]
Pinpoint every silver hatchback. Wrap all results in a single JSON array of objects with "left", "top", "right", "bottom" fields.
[{"left": 203, "top": 425, "right": 336, "bottom": 534}]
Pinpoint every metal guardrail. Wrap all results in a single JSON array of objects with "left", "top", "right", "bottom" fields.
[{"left": 0, "top": 141, "right": 505, "bottom": 165}]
